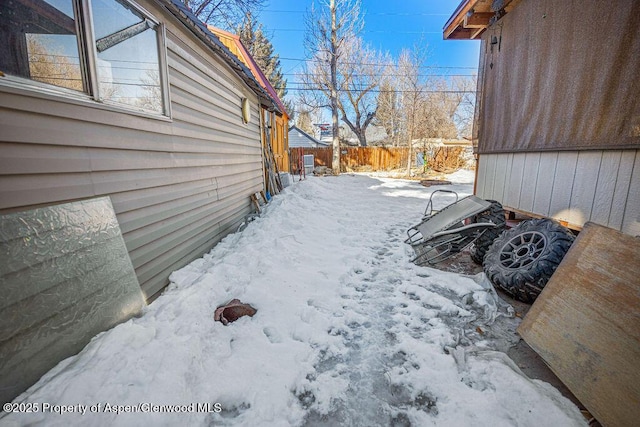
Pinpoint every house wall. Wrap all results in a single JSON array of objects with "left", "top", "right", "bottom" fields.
[
  {"left": 0, "top": 0, "right": 264, "bottom": 300},
  {"left": 476, "top": 0, "right": 640, "bottom": 154},
  {"left": 476, "top": 150, "right": 640, "bottom": 236},
  {"left": 473, "top": 0, "right": 640, "bottom": 236}
]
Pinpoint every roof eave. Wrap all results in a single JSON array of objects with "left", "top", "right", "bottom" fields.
[
  {"left": 160, "top": 0, "right": 281, "bottom": 113},
  {"left": 443, "top": 0, "right": 518, "bottom": 40}
]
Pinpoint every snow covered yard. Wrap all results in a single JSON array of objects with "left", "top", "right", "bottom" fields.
[{"left": 1, "top": 172, "right": 586, "bottom": 427}]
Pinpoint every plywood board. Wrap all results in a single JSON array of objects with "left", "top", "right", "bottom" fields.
[{"left": 518, "top": 222, "right": 640, "bottom": 427}]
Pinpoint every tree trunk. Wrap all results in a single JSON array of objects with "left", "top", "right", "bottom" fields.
[{"left": 330, "top": 0, "right": 340, "bottom": 174}]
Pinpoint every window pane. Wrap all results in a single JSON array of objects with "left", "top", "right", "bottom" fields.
[
  {"left": 0, "top": 0, "right": 84, "bottom": 92},
  {"left": 91, "top": 0, "right": 163, "bottom": 113}
]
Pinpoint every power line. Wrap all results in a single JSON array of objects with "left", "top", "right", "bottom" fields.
[
  {"left": 262, "top": 28, "right": 442, "bottom": 35},
  {"left": 283, "top": 72, "right": 476, "bottom": 78},
  {"left": 277, "top": 86, "right": 476, "bottom": 94},
  {"left": 260, "top": 10, "right": 448, "bottom": 17},
  {"left": 265, "top": 56, "right": 477, "bottom": 69}
]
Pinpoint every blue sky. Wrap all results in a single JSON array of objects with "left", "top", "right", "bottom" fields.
[{"left": 256, "top": 0, "right": 481, "bottom": 97}]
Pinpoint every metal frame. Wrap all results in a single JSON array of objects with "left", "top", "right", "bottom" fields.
[{"left": 406, "top": 193, "right": 500, "bottom": 266}]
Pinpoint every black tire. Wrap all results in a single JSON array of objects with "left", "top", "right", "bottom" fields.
[
  {"left": 469, "top": 200, "right": 506, "bottom": 264},
  {"left": 483, "top": 218, "right": 575, "bottom": 303}
]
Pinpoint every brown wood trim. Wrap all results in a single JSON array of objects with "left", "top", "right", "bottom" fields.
[{"left": 503, "top": 205, "right": 583, "bottom": 232}]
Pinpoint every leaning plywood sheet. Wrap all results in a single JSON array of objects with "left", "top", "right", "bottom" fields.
[
  {"left": 518, "top": 222, "right": 640, "bottom": 427},
  {"left": 0, "top": 197, "right": 146, "bottom": 404}
]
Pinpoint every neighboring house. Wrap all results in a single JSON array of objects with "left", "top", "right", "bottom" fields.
[
  {"left": 340, "top": 125, "right": 388, "bottom": 146},
  {"left": 444, "top": 0, "right": 640, "bottom": 236},
  {"left": 209, "top": 26, "right": 290, "bottom": 176},
  {"left": 0, "top": 0, "right": 282, "bottom": 302},
  {"left": 288, "top": 125, "right": 330, "bottom": 148}
]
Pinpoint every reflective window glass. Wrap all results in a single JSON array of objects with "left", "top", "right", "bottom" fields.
[
  {"left": 0, "top": 0, "right": 84, "bottom": 92},
  {"left": 91, "top": 0, "right": 163, "bottom": 113}
]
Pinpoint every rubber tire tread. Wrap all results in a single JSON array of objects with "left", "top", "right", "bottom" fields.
[
  {"left": 469, "top": 200, "right": 507, "bottom": 264},
  {"left": 483, "top": 218, "right": 574, "bottom": 303}
]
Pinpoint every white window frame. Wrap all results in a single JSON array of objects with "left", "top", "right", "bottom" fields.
[{"left": 0, "top": 0, "right": 171, "bottom": 119}]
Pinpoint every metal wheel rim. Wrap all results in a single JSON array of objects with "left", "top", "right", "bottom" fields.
[{"left": 498, "top": 230, "right": 547, "bottom": 269}]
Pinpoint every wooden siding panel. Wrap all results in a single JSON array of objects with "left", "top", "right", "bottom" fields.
[{"left": 532, "top": 152, "right": 558, "bottom": 217}]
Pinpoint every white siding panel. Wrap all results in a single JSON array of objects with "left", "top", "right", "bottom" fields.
[
  {"left": 621, "top": 152, "right": 640, "bottom": 236},
  {"left": 491, "top": 154, "right": 510, "bottom": 203},
  {"left": 568, "top": 151, "right": 602, "bottom": 226},
  {"left": 532, "top": 152, "right": 558, "bottom": 217},
  {"left": 590, "top": 151, "right": 622, "bottom": 226},
  {"left": 520, "top": 152, "right": 541, "bottom": 212},
  {"left": 609, "top": 151, "right": 636, "bottom": 230},
  {"left": 477, "top": 150, "right": 638, "bottom": 234},
  {"left": 505, "top": 153, "right": 525, "bottom": 208},
  {"left": 475, "top": 155, "right": 487, "bottom": 199},
  {"left": 549, "top": 152, "right": 579, "bottom": 223}
]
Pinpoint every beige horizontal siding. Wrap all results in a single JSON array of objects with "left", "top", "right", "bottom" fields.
[{"left": 0, "top": 0, "right": 265, "bottom": 299}]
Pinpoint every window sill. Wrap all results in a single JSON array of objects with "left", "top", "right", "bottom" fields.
[{"left": 0, "top": 76, "right": 172, "bottom": 123}]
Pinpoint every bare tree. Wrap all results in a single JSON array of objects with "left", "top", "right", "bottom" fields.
[
  {"left": 337, "top": 38, "right": 388, "bottom": 146},
  {"left": 296, "top": 109, "right": 314, "bottom": 134},
  {"left": 375, "top": 70, "right": 400, "bottom": 146},
  {"left": 397, "top": 48, "right": 426, "bottom": 175},
  {"left": 184, "top": 0, "right": 265, "bottom": 28},
  {"left": 303, "top": 0, "right": 363, "bottom": 172},
  {"left": 301, "top": 36, "right": 386, "bottom": 147},
  {"left": 450, "top": 75, "right": 477, "bottom": 138},
  {"left": 421, "top": 77, "right": 459, "bottom": 139}
]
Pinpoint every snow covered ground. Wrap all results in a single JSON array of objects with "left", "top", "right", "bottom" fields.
[{"left": 1, "top": 171, "right": 586, "bottom": 427}]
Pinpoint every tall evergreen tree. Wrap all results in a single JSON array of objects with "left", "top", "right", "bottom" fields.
[{"left": 237, "top": 14, "right": 288, "bottom": 103}]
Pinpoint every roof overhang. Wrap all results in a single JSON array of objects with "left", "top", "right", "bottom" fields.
[{"left": 443, "top": 0, "right": 519, "bottom": 40}]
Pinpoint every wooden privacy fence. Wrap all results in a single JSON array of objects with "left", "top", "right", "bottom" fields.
[{"left": 289, "top": 146, "right": 466, "bottom": 173}]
